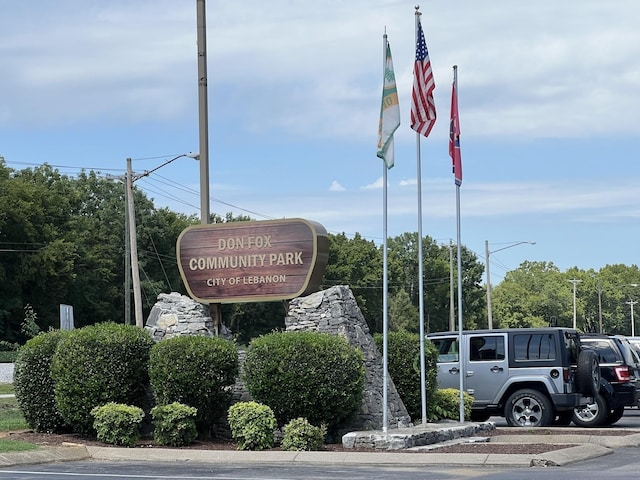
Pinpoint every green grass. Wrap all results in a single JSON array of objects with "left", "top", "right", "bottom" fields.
[
  {"left": 0, "top": 438, "right": 39, "bottom": 452},
  {"left": 0, "top": 384, "right": 15, "bottom": 395},
  {"left": 0, "top": 396, "right": 29, "bottom": 432}
]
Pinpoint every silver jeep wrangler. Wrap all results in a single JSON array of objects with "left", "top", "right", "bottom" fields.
[{"left": 428, "top": 328, "right": 599, "bottom": 427}]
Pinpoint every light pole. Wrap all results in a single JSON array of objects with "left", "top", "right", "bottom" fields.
[
  {"left": 126, "top": 153, "right": 199, "bottom": 328},
  {"left": 627, "top": 300, "right": 637, "bottom": 337},
  {"left": 626, "top": 283, "right": 639, "bottom": 336},
  {"left": 567, "top": 278, "right": 582, "bottom": 330},
  {"left": 485, "top": 240, "right": 535, "bottom": 329}
]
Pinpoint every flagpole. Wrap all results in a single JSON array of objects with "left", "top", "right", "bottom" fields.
[
  {"left": 452, "top": 64, "right": 465, "bottom": 423},
  {"left": 377, "top": 30, "right": 400, "bottom": 431},
  {"left": 414, "top": 6, "right": 427, "bottom": 427},
  {"left": 381, "top": 32, "right": 390, "bottom": 433}
]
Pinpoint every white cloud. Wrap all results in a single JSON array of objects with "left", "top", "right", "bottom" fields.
[{"left": 329, "top": 180, "right": 345, "bottom": 192}]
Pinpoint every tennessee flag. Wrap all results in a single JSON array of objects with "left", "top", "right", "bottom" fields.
[
  {"left": 449, "top": 77, "right": 462, "bottom": 186},
  {"left": 377, "top": 39, "right": 400, "bottom": 169}
]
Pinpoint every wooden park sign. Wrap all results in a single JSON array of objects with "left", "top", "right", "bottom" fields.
[{"left": 177, "top": 218, "right": 329, "bottom": 303}]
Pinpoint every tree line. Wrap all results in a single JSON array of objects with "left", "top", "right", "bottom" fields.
[{"left": 1, "top": 159, "right": 638, "bottom": 345}]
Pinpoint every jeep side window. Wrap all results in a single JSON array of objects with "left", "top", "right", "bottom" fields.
[
  {"left": 469, "top": 335, "right": 505, "bottom": 361},
  {"left": 432, "top": 338, "right": 458, "bottom": 363},
  {"left": 513, "top": 333, "right": 557, "bottom": 360}
]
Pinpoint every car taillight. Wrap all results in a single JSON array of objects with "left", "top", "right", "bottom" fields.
[
  {"left": 614, "top": 366, "right": 631, "bottom": 382},
  {"left": 563, "top": 367, "right": 571, "bottom": 382}
]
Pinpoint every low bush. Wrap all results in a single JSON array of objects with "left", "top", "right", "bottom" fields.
[
  {"left": 227, "top": 401, "right": 276, "bottom": 451},
  {"left": 91, "top": 403, "right": 144, "bottom": 447},
  {"left": 431, "top": 388, "right": 474, "bottom": 421},
  {"left": 151, "top": 402, "right": 198, "bottom": 447},
  {"left": 13, "top": 330, "right": 70, "bottom": 433},
  {"left": 148, "top": 335, "right": 238, "bottom": 435},
  {"left": 51, "top": 323, "right": 155, "bottom": 435},
  {"left": 281, "top": 417, "right": 327, "bottom": 451},
  {"left": 243, "top": 331, "right": 365, "bottom": 432}
]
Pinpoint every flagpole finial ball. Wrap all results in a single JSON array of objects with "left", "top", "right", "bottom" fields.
[{"left": 415, "top": 5, "right": 420, "bottom": 11}]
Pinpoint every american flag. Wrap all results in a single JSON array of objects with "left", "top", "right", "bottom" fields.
[{"left": 411, "top": 18, "right": 436, "bottom": 137}]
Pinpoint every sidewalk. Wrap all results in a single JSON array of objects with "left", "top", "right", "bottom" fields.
[{"left": 2, "top": 425, "right": 637, "bottom": 469}]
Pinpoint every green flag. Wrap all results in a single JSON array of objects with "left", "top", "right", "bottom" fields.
[{"left": 376, "top": 39, "right": 401, "bottom": 169}]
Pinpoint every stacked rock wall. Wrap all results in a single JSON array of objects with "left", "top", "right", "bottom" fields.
[
  {"left": 145, "top": 292, "right": 232, "bottom": 341},
  {"left": 285, "top": 285, "right": 412, "bottom": 431}
]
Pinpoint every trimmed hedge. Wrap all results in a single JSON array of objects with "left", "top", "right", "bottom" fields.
[
  {"left": 148, "top": 335, "right": 238, "bottom": 435},
  {"left": 227, "top": 401, "right": 276, "bottom": 451},
  {"left": 432, "top": 388, "right": 474, "bottom": 421},
  {"left": 91, "top": 402, "right": 144, "bottom": 447},
  {"left": 281, "top": 417, "right": 326, "bottom": 451},
  {"left": 13, "top": 330, "right": 71, "bottom": 433},
  {"left": 373, "top": 331, "right": 438, "bottom": 422},
  {"left": 50, "top": 323, "right": 155, "bottom": 435},
  {"left": 151, "top": 402, "right": 198, "bottom": 447},
  {"left": 243, "top": 331, "right": 365, "bottom": 432}
]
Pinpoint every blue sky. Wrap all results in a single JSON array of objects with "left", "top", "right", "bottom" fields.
[{"left": 1, "top": 0, "right": 639, "bottom": 285}]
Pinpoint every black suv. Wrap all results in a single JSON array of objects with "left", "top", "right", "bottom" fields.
[
  {"left": 573, "top": 334, "right": 640, "bottom": 427},
  {"left": 428, "top": 328, "right": 599, "bottom": 427}
]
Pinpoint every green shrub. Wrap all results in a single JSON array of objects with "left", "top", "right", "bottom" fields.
[
  {"left": 91, "top": 403, "right": 144, "bottom": 447},
  {"left": 148, "top": 335, "right": 238, "bottom": 435},
  {"left": 373, "top": 332, "right": 438, "bottom": 422},
  {"left": 281, "top": 417, "right": 327, "bottom": 451},
  {"left": 431, "top": 388, "right": 474, "bottom": 421},
  {"left": 0, "top": 351, "right": 18, "bottom": 363},
  {"left": 50, "top": 322, "right": 154, "bottom": 435},
  {"left": 13, "top": 330, "right": 70, "bottom": 433},
  {"left": 227, "top": 401, "right": 276, "bottom": 451},
  {"left": 150, "top": 402, "right": 198, "bottom": 447},
  {"left": 243, "top": 331, "right": 365, "bottom": 433}
]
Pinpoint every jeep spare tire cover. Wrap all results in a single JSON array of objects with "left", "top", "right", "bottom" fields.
[{"left": 576, "top": 349, "right": 600, "bottom": 397}]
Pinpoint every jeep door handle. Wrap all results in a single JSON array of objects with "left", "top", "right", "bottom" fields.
[
  {"left": 448, "top": 367, "right": 459, "bottom": 374},
  {"left": 490, "top": 366, "right": 503, "bottom": 373}
]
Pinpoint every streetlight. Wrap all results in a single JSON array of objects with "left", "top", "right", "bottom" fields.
[
  {"left": 627, "top": 300, "right": 637, "bottom": 337},
  {"left": 567, "top": 278, "right": 582, "bottom": 330},
  {"left": 626, "top": 283, "right": 639, "bottom": 337},
  {"left": 126, "top": 153, "right": 199, "bottom": 328},
  {"left": 485, "top": 240, "right": 536, "bottom": 329}
]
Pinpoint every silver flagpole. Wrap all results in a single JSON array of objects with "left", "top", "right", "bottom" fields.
[
  {"left": 382, "top": 32, "right": 389, "bottom": 433},
  {"left": 415, "top": 6, "right": 427, "bottom": 427},
  {"left": 453, "top": 65, "right": 465, "bottom": 423}
]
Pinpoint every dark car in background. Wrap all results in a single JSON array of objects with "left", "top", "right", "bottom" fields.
[{"left": 573, "top": 334, "right": 640, "bottom": 426}]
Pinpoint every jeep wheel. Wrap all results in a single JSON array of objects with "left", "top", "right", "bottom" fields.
[
  {"left": 605, "top": 406, "right": 625, "bottom": 425},
  {"left": 576, "top": 349, "right": 600, "bottom": 397},
  {"left": 572, "top": 392, "right": 608, "bottom": 427},
  {"left": 504, "top": 389, "right": 553, "bottom": 427},
  {"left": 553, "top": 410, "right": 574, "bottom": 426}
]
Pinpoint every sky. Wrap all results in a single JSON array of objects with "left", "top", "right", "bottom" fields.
[{"left": 1, "top": 0, "right": 639, "bottom": 285}]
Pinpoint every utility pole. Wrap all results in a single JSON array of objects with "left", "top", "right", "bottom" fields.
[
  {"left": 124, "top": 184, "right": 131, "bottom": 325},
  {"left": 196, "top": 0, "right": 210, "bottom": 225},
  {"left": 567, "top": 278, "right": 582, "bottom": 330},
  {"left": 627, "top": 300, "right": 637, "bottom": 337},
  {"left": 485, "top": 240, "right": 492, "bottom": 329},
  {"left": 126, "top": 158, "right": 144, "bottom": 328}
]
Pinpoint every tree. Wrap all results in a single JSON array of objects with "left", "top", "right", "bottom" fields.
[
  {"left": 322, "top": 233, "right": 383, "bottom": 332},
  {"left": 492, "top": 261, "right": 567, "bottom": 328},
  {"left": 389, "top": 289, "right": 419, "bottom": 332}
]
